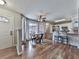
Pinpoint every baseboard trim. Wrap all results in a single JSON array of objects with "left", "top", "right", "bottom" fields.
[{"left": 18, "top": 52, "right": 22, "bottom": 56}]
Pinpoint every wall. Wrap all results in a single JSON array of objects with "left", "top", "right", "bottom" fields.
[
  {"left": 45, "top": 23, "right": 53, "bottom": 33},
  {"left": 0, "top": 7, "right": 22, "bottom": 48},
  {"left": 45, "top": 23, "right": 53, "bottom": 39}
]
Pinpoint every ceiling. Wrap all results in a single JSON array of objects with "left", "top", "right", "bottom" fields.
[{"left": 5, "top": 0, "right": 78, "bottom": 21}]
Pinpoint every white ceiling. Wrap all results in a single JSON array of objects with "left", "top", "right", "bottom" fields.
[{"left": 5, "top": 0, "right": 78, "bottom": 21}]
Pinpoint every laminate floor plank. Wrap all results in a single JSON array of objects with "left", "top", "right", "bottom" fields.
[
  {"left": 23, "top": 40, "right": 79, "bottom": 59},
  {"left": 0, "top": 40, "right": 79, "bottom": 59}
]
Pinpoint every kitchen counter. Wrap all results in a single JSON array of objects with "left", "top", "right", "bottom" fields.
[
  {"left": 67, "top": 32, "right": 79, "bottom": 35},
  {"left": 67, "top": 32, "right": 79, "bottom": 48}
]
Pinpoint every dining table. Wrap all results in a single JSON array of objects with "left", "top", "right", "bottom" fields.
[{"left": 32, "top": 33, "right": 44, "bottom": 43}]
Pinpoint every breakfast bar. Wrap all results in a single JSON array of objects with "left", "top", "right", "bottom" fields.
[{"left": 67, "top": 32, "right": 79, "bottom": 48}]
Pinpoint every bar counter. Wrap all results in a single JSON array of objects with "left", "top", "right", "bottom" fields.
[{"left": 67, "top": 32, "right": 79, "bottom": 48}]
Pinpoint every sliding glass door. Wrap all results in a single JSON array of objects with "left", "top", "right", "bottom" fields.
[
  {"left": 28, "top": 21, "right": 38, "bottom": 39},
  {"left": 25, "top": 19, "right": 47, "bottom": 40}
]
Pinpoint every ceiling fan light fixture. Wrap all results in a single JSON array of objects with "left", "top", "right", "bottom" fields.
[{"left": 0, "top": 0, "right": 6, "bottom": 5}]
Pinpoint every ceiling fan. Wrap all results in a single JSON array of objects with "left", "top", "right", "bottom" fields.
[
  {"left": 38, "top": 15, "right": 46, "bottom": 22},
  {"left": 36, "top": 10, "right": 50, "bottom": 22}
]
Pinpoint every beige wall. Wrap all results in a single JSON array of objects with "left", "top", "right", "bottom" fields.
[
  {"left": 0, "top": 7, "right": 22, "bottom": 49},
  {"left": 45, "top": 23, "right": 53, "bottom": 39},
  {"left": 45, "top": 23, "right": 53, "bottom": 34}
]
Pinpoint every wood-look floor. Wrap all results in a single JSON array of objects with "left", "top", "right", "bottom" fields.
[
  {"left": 0, "top": 47, "right": 22, "bottom": 59},
  {"left": 0, "top": 40, "right": 79, "bottom": 59},
  {"left": 23, "top": 40, "right": 79, "bottom": 59}
]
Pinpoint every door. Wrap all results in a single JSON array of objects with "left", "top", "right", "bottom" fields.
[
  {"left": 0, "top": 16, "right": 14, "bottom": 49},
  {"left": 29, "top": 21, "right": 38, "bottom": 39}
]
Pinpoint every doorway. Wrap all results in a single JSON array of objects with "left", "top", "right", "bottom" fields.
[{"left": 0, "top": 16, "right": 14, "bottom": 49}]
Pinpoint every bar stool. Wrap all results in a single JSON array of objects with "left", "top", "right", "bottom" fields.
[{"left": 62, "top": 36, "right": 69, "bottom": 44}]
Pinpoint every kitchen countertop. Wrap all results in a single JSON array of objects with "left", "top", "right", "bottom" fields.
[
  {"left": 67, "top": 32, "right": 79, "bottom": 48},
  {"left": 67, "top": 32, "right": 79, "bottom": 36}
]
